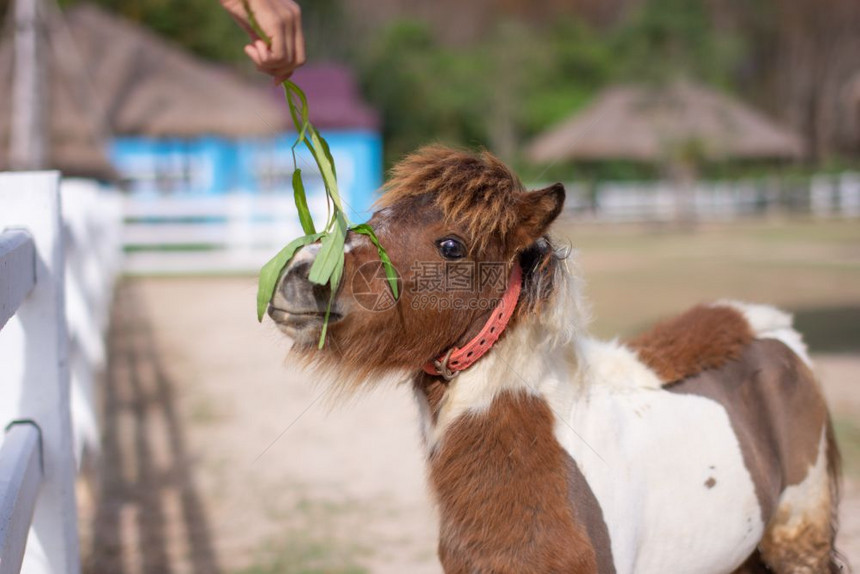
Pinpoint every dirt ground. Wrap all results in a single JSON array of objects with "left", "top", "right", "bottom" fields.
[
  {"left": 81, "top": 277, "right": 440, "bottom": 574},
  {"left": 80, "top": 220, "right": 860, "bottom": 573}
]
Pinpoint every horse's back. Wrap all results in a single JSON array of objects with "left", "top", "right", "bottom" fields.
[
  {"left": 629, "top": 301, "right": 840, "bottom": 572},
  {"left": 668, "top": 337, "right": 829, "bottom": 524},
  {"left": 631, "top": 300, "right": 830, "bottom": 519}
]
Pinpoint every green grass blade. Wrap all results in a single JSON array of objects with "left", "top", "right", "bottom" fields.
[
  {"left": 241, "top": 0, "right": 270, "bottom": 45},
  {"left": 350, "top": 224, "right": 399, "bottom": 299},
  {"left": 308, "top": 212, "right": 347, "bottom": 285},
  {"left": 244, "top": 1, "right": 364, "bottom": 348},
  {"left": 307, "top": 125, "right": 345, "bottom": 215},
  {"left": 317, "top": 255, "right": 344, "bottom": 349},
  {"left": 318, "top": 290, "right": 335, "bottom": 349},
  {"left": 256, "top": 232, "right": 324, "bottom": 321},
  {"left": 292, "top": 169, "right": 316, "bottom": 235},
  {"left": 284, "top": 82, "right": 310, "bottom": 144},
  {"left": 316, "top": 129, "right": 338, "bottom": 181}
]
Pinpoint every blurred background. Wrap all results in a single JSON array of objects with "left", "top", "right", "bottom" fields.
[{"left": 0, "top": 0, "right": 858, "bottom": 572}]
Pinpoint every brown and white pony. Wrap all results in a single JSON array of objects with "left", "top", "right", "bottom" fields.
[{"left": 268, "top": 146, "right": 843, "bottom": 574}]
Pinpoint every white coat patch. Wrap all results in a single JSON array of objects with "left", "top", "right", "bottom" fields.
[{"left": 554, "top": 340, "right": 765, "bottom": 574}]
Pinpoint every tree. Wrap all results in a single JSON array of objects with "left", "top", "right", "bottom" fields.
[
  {"left": 360, "top": 20, "right": 488, "bottom": 166},
  {"left": 610, "top": 0, "right": 744, "bottom": 88},
  {"left": 0, "top": 0, "right": 352, "bottom": 64},
  {"left": 725, "top": 0, "right": 860, "bottom": 160}
]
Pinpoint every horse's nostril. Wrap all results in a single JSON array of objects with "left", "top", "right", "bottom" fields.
[
  {"left": 290, "top": 261, "right": 312, "bottom": 279},
  {"left": 278, "top": 261, "right": 311, "bottom": 297},
  {"left": 276, "top": 258, "right": 333, "bottom": 315}
]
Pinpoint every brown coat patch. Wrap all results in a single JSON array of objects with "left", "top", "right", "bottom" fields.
[
  {"left": 628, "top": 304, "right": 754, "bottom": 384},
  {"left": 563, "top": 454, "right": 616, "bottom": 573},
  {"left": 430, "top": 391, "right": 598, "bottom": 573},
  {"left": 668, "top": 339, "right": 829, "bottom": 521}
]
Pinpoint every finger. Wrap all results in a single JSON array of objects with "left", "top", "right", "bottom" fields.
[
  {"left": 244, "top": 44, "right": 264, "bottom": 68},
  {"left": 250, "top": 42, "right": 278, "bottom": 72},
  {"left": 292, "top": 4, "right": 306, "bottom": 67},
  {"left": 260, "top": 6, "right": 285, "bottom": 61},
  {"left": 254, "top": 39, "right": 273, "bottom": 66},
  {"left": 278, "top": 6, "right": 294, "bottom": 67},
  {"left": 255, "top": 39, "right": 269, "bottom": 56},
  {"left": 269, "top": 4, "right": 294, "bottom": 69},
  {"left": 257, "top": 51, "right": 291, "bottom": 76}
]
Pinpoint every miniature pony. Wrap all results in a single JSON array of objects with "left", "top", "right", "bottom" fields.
[{"left": 268, "top": 146, "right": 842, "bottom": 574}]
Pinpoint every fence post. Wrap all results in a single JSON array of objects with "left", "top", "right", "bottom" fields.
[{"left": 0, "top": 172, "right": 80, "bottom": 574}]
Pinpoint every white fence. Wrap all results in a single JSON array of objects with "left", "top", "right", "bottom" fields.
[
  {"left": 122, "top": 194, "right": 306, "bottom": 275},
  {"left": 0, "top": 173, "right": 120, "bottom": 574},
  {"left": 563, "top": 171, "right": 860, "bottom": 222},
  {"left": 120, "top": 173, "right": 860, "bottom": 275},
  {"left": 62, "top": 181, "right": 122, "bottom": 465}
]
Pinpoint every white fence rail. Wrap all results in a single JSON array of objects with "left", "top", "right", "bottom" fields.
[
  {"left": 563, "top": 171, "right": 860, "bottom": 222},
  {"left": 121, "top": 173, "right": 860, "bottom": 275},
  {"left": 0, "top": 173, "right": 120, "bottom": 574},
  {"left": 122, "top": 195, "right": 304, "bottom": 275},
  {"left": 0, "top": 231, "right": 35, "bottom": 329},
  {"left": 0, "top": 422, "right": 43, "bottom": 574}
]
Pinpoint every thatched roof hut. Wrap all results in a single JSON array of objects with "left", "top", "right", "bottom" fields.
[
  {"left": 0, "top": 4, "right": 288, "bottom": 178},
  {"left": 526, "top": 81, "right": 803, "bottom": 165}
]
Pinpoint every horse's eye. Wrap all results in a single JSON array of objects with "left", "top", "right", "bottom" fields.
[{"left": 437, "top": 238, "right": 467, "bottom": 260}]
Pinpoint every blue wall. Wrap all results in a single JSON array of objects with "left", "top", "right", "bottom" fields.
[{"left": 110, "top": 130, "right": 383, "bottom": 222}]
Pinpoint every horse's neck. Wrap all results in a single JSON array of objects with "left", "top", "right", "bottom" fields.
[
  {"left": 414, "top": 324, "right": 662, "bottom": 450},
  {"left": 412, "top": 322, "right": 608, "bottom": 571},
  {"left": 418, "top": 320, "right": 573, "bottom": 445},
  {"left": 426, "top": 387, "right": 600, "bottom": 572}
]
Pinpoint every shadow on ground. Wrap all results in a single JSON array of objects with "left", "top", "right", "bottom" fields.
[{"left": 84, "top": 282, "right": 221, "bottom": 573}]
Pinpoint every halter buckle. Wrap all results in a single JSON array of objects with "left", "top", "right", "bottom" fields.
[{"left": 433, "top": 347, "right": 459, "bottom": 381}]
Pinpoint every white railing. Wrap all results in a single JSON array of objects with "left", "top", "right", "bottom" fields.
[
  {"left": 561, "top": 171, "right": 860, "bottom": 221},
  {"left": 122, "top": 195, "right": 306, "bottom": 275},
  {"left": 0, "top": 172, "right": 78, "bottom": 574},
  {"left": 0, "top": 173, "right": 120, "bottom": 573},
  {"left": 121, "top": 173, "right": 860, "bottom": 276}
]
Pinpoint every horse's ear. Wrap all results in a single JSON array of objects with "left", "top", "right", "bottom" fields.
[{"left": 511, "top": 183, "right": 565, "bottom": 250}]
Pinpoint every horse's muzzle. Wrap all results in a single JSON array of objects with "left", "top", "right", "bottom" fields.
[{"left": 269, "top": 243, "right": 342, "bottom": 342}]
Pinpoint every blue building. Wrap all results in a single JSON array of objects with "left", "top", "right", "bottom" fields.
[
  {"left": 0, "top": 5, "right": 383, "bottom": 221},
  {"left": 109, "top": 63, "right": 383, "bottom": 222}
]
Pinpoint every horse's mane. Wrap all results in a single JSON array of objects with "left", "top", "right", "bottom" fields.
[
  {"left": 516, "top": 237, "right": 589, "bottom": 350},
  {"left": 376, "top": 145, "right": 526, "bottom": 253}
]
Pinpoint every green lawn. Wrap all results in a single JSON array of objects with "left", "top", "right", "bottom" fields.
[{"left": 555, "top": 218, "right": 860, "bottom": 351}]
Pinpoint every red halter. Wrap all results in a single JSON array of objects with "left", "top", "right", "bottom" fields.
[{"left": 422, "top": 261, "right": 523, "bottom": 380}]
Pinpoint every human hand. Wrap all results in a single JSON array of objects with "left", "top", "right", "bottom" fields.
[{"left": 221, "top": 0, "right": 306, "bottom": 82}]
